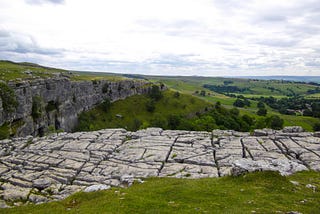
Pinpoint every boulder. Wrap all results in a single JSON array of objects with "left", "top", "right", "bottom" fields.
[
  {"left": 33, "top": 178, "right": 51, "bottom": 190},
  {"left": 84, "top": 184, "right": 110, "bottom": 192},
  {"left": 282, "top": 126, "right": 304, "bottom": 133}
]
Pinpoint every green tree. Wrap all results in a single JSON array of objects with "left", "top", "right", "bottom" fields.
[
  {"left": 146, "top": 99, "right": 156, "bottom": 112},
  {"left": 266, "top": 115, "right": 284, "bottom": 130},
  {"left": 233, "top": 99, "right": 245, "bottom": 107},
  {"left": 257, "top": 101, "right": 265, "bottom": 108},
  {"left": 149, "top": 85, "right": 163, "bottom": 101},
  {"left": 193, "top": 116, "right": 217, "bottom": 131},
  {"left": 150, "top": 114, "right": 167, "bottom": 128},
  {"left": 100, "top": 98, "right": 111, "bottom": 112},
  {"left": 257, "top": 107, "right": 267, "bottom": 116},
  {"left": 167, "top": 114, "right": 181, "bottom": 129}
]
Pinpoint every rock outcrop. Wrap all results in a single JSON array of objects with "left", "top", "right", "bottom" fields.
[
  {"left": 0, "top": 127, "right": 319, "bottom": 207},
  {"left": 0, "top": 77, "right": 154, "bottom": 137}
]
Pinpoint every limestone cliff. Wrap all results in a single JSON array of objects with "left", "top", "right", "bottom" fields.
[{"left": 0, "top": 77, "right": 155, "bottom": 137}]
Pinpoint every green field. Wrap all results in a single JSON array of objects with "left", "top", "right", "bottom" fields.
[
  {"left": 148, "top": 76, "right": 320, "bottom": 131},
  {"left": 2, "top": 171, "right": 319, "bottom": 214}
]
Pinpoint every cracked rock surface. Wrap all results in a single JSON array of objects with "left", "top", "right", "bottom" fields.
[{"left": 0, "top": 127, "right": 319, "bottom": 207}]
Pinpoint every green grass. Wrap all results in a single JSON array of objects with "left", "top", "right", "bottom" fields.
[
  {"left": 149, "top": 76, "right": 320, "bottom": 131},
  {"left": 3, "top": 171, "right": 320, "bottom": 213},
  {"left": 75, "top": 90, "right": 212, "bottom": 132},
  {"left": 0, "top": 60, "right": 68, "bottom": 81},
  {"left": 0, "top": 60, "right": 126, "bottom": 82}
]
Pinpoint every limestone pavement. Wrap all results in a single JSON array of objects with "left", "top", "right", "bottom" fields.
[{"left": 0, "top": 127, "right": 319, "bottom": 207}]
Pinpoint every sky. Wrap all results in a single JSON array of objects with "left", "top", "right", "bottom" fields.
[{"left": 0, "top": 0, "right": 320, "bottom": 76}]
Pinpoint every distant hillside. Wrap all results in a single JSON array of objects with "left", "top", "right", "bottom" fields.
[{"left": 238, "top": 76, "right": 320, "bottom": 83}]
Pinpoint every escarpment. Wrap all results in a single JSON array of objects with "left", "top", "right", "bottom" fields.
[{"left": 0, "top": 77, "right": 157, "bottom": 137}]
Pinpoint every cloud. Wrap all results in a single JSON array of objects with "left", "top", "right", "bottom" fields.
[
  {"left": 25, "top": 0, "right": 64, "bottom": 5},
  {"left": 0, "top": 0, "right": 319, "bottom": 76},
  {"left": 0, "top": 30, "right": 63, "bottom": 56}
]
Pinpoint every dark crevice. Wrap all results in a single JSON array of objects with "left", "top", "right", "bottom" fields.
[
  {"left": 211, "top": 132, "right": 221, "bottom": 177},
  {"left": 240, "top": 138, "right": 247, "bottom": 158},
  {"left": 271, "top": 139, "right": 292, "bottom": 160},
  {"left": 157, "top": 137, "right": 178, "bottom": 175}
]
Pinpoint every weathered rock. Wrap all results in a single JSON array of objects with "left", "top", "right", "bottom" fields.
[
  {"left": 283, "top": 126, "right": 304, "bottom": 133},
  {"left": 0, "top": 78, "right": 156, "bottom": 137},
  {"left": 314, "top": 132, "right": 320, "bottom": 138},
  {"left": 33, "top": 178, "right": 51, "bottom": 190},
  {"left": 0, "top": 127, "right": 319, "bottom": 207},
  {"left": 84, "top": 184, "right": 111, "bottom": 192},
  {"left": 231, "top": 159, "right": 308, "bottom": 176},
  {"left": 28, "top": 194, "right": 49, "bottom": 204},
  {"left": 253, "top": 129, "right": 275, "bottom": 136}
]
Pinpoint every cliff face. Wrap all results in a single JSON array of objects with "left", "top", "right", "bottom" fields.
[{"left": 0, "top": 77, "right": 153, "bottom": 137}]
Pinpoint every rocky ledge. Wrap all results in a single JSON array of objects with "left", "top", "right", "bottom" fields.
[{"left": 0, "top": 126, "right": 319, "bottom": 207}]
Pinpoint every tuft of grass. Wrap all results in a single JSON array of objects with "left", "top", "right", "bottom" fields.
[{"left": 2, "top": 171, "right": 320, "bottom": 213}]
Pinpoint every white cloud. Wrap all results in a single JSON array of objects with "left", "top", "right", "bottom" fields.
[{"left": 0, "top": 0, "right": 319, "bottom": 76}]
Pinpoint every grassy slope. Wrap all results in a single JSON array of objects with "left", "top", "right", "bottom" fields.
[
  {"left": 0, "top": 60, "right": 67, "bottom": 81},
  {"left": 149, "top": 76, "right": 320, "bottom": 131},
  {"left": 0, "top": 61, "right": 125, "bottom": 82},
  {"left": 2, "top": 171, "right": 320, "bottom": 214},
  {"left": 75, "top": 90, "right": 212, "bottom": 131}
]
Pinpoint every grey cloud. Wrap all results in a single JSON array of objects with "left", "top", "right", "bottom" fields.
[
  {"left": 25, "top": 0, "right": 64, "bottom": 5},
  {"left": 255, "top": 37, "right": 300, "bottom": 48},
  {"left": 0, "top": 30, "right": 63, "bottom": 56}
]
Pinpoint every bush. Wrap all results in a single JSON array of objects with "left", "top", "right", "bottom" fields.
[
  {"left": 257, "top": 101, "right": 265, "bottom": 108},
  {"left": 266, "top": 115, "right": 284, "bottom": 130},
  {"left": 102, "top": 83, "right": 109, "bottom": 93},
  {"left": 0, "top": 123, "right": 9, "bottom": 140},
  {"left": 167, "top": 114, "right": 181, "bottom": 129},
  {"left": 146, "top": 99, "right": 155, "bottom": 112},
  {"left": 173, "top": 91, "right": 180, "bottom": 98},
  {"left": 233, "top": 99, "right": 245, "bottom": 107},
  {"left": 313, "top": 122, "right": 320, "bottom": 131},
  {"left": 0, "top": 82, "right": 18, "bottom": 112},
  {"left": 46, "top": 100, "right": 59, "bottom": 112},
  {"left": 150, "top": 114, "right": 167, "bottom": 128},
  {"left": 257, "top": 107, "right": 267, "bottom": 116},
  {"left": 149, "top": 85, "right": 163, "bottom": 101},
  {"left": 32, "top": 96, "right": 44, "bottom": 120},
  {"left": 100, "top": 98, "right": 111, "bottom": 112}
]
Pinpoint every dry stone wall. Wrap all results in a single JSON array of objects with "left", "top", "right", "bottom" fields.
[{"left": 0, "top": 127, "right": 319, "bottom": 207}]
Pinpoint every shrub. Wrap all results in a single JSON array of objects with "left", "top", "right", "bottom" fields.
[
  {"left": 266, "top": 115, "right": 284, "bottom": 130},
  {"left": 32, "top": 96, "right": 44, "bottom": 120},
  {"left": 100, "top": 98, "right": 111, "bottom": 112},
  {"left": 0, "top": 82, "right": 18, "bottom": 112},
  {"left": 146, "top": 99, "right": 155, "bottom": 112},
  {"left": 233, "top": 99, "right": 245, "bottom": 107},
  {"left": 0, "top": 123, "right": 9, "bottom": 140},
  {"left": 257, "top": 107, "right": 267, "bottom": 116},
  {"left": 313, "top": 122, "right": 320, "bottom": 131},
  {"left": 173, "top": 91, "right": 180, "bottom": 98},
  {"left": 102, "top": 83, "right": 109, "bottom": 93},
  {"left": 149, "top": 85, "right": 163, "bottom": 101},
  {"left": 46, "top": 100, "right": 59, "bottom": 112}
]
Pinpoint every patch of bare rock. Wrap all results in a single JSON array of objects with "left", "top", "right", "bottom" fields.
[{"left": 0, "top": 126, "right": 319, "bottom": 207}]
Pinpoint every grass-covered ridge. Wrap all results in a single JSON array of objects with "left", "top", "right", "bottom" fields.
[
  {"left": 0, "top": 60, "right": 126, "bottom": 82},
  {"left": 2, "top": 171, "right": 320, "bottom": 213},
  {"left": 75, "top": 90, "right": 212, "bottom": 132}
]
